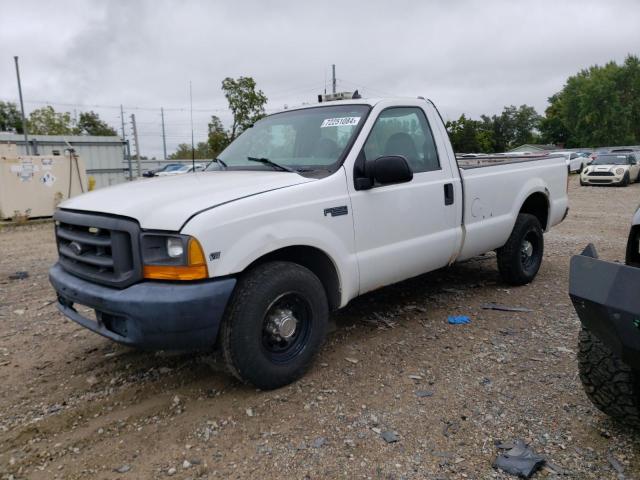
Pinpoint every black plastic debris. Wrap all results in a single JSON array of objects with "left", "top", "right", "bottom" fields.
[
  {"left": 493, "top": 439, "right": 545, "bottom": 478},
  {"left": 8, "top": 271, "right": 29, "bottom": 280},
  {"left": 481, "top": 303, "right": 533, "bottom": 313}
]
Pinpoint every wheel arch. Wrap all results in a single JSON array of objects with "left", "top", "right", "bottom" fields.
[
  {"left": 244, "top": 245, "right": 342, "bottom": 311},
  {"left": 518, "top": 191, "right": 549, "bottom": 231}
]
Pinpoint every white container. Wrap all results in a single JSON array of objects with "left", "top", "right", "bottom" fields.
[{"left": 0, "top": 151, "right": 87, "bottom": 219}]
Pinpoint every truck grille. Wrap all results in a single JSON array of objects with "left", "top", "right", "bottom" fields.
[
  {"left": 588, "top": 171, "right": 614, "bottom": 176},
  {"left": 54, "top": 210, "right": 142, "bottom": 288}
]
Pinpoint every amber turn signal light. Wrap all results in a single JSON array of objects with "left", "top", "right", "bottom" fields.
[{"left": 143, "top": 238, "right": 209, "bottom": 280}]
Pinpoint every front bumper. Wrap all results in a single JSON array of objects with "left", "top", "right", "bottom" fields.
[
  {"left": 569, "top": 245, "right": 640, "bottom": 369},
  {"left": 49, "top": 263, "right": 236, "bottom": 350},
  {"left": 580, "top": 174, "right": 624, "bottom": 185}
]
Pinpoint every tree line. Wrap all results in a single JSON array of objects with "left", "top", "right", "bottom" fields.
[
  {"left": 0, "top": 103, "right": 117, "bottom": 136},
  {"left": 446, "top": 54, "right": 640, "bottom": 153},
  {"left": 2, "top": 54, "right": 639, "bottom": 156}
]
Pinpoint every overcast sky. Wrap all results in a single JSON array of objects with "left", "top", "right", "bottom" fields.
[{"left": 1, "top": 0, "right": 638, "bottom": 158}]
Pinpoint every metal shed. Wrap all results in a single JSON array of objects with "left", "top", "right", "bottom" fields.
[{"left": 0, "top": 133, "right": 130, "bottom": 189}]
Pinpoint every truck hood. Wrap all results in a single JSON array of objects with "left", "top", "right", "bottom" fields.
[{"left": 60, "top": 171, "right": 314, "bottom": 230}]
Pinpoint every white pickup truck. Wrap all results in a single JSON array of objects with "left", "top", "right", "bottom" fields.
[{"left": 49, "top": 97, "right": 569, "bottom": 389}]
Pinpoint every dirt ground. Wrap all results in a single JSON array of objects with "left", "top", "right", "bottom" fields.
[{"left": 1, "top": 176, "right": 639, "bottom": 479}]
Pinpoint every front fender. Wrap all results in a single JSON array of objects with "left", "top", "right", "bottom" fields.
[{"left": 181, "top": 169, "right": 359, "bottom": 306}]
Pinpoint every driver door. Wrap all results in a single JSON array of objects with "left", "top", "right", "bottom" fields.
[{"left": 348, "top": 106, "right": 460, "bottom": 294}]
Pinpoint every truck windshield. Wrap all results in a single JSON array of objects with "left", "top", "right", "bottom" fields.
[{"left": 206, "top": 105, "right": 370, "bottom": 173}]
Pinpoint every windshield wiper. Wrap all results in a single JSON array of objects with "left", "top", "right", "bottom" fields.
[
  {"left": 247, "top": 156, "right": 295, "bottom": 173},
  {"left": 206, "top": 157, "right": 228, "bottom": 170}
]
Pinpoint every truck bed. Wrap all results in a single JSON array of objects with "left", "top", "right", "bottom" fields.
[
  {"left": 455, "top": 154, "right": 569, "bottom": 262},
  {"left": 456, "top": 154, "right": 563, "bottom": 169}
]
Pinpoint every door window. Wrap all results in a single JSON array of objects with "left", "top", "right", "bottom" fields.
[{"left": 363, "top": 107, "right": 440, "bottom": 173}]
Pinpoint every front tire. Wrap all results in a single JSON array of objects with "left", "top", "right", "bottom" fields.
[
  {"left": 496, "top": 213, "right": 544, "bottom": 285},
  {"left": 620, "top": 172, "right": 630, "bottom": 187},
  {"left": 220, "top": 261, "right": 328, "bottom": 390},
  {"left": 578, "top": 328, "right": 640, "bottom": 428}
]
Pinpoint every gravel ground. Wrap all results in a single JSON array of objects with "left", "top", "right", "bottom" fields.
[{"left": 1, "top": 176, "right": 639, "bottom": 479}]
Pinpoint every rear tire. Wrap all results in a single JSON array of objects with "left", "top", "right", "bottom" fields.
[
  {"left": 578, "top": 328, "right": 640, "bottom": 428},
  {"left": 497, "top": 213, "right": 544, "bottom": 286},
  {"left": 220, "top": 261, "right": 328, "bottom": 390}
]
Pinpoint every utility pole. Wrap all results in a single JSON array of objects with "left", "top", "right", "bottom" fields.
[
  {"left": 13, "top": 56, "right": 29, "bottom": 154},
  {"left": 119, "top": 105, "right": 127, "bottom": 140},
  {"left": 120, "top": 104, "right": 131, "bottom": 179},
  {"left": 189, "top": 81, "right": 195, "bottom": 172},
  {"left": 332, "top": 64, "right": 336, "bottom": 94},
  {"left": 161, "top": 107, "right": 167, "bottom": 160},
  {"left": 130, "top": 113, "right": 141, "bottom": 178}
]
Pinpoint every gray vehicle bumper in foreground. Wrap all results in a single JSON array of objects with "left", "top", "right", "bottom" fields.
[
  {"left": 49, "top": 263, "right": 236, "bottom": 350},
  {"left": 569, "top": 244, "right": 640, "bottom": 369}
]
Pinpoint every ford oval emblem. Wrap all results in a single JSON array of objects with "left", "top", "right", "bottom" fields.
[{"left": 69, "top": 241, "right": 83, "bottom": 256}]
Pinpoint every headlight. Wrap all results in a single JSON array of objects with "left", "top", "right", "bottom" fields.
[
  {"left": 615, "top": 167, "right": 625, "bottom": 176},
  {"left": 141, "top": 234, "right": 208, "bottom": 280},
  {"left": 166, "top": 237, "right": 184, "bottom": 258}
]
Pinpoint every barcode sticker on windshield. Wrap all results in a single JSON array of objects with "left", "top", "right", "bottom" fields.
[{"left": 321, "top": 117, "right": 361, "bottom": 128}]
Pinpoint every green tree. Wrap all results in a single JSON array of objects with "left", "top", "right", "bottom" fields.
[
  {"left": 75, "top": 111, "right": 117, "bottom": 136},
  {"left": 480, "top": 104, "right": 541, "bottom": 151},
  {"left": 207, "top": 115, "right": 230, "bottom": 156},
  {"left": 169, "top": 142, "right": 210, "bottom": 160},
  {"left": 0, "top": 101, "right": 23, "bottom": 133},
  {"left": 445, "top": 115, "right": 498, "bottom": 153},
  {"left": 541, "top": 55, "right": 640, "bottom": 147},
  {"left": 446, "top": 115, "right": 482, "bottom": 153},
  {"left": 222, "top": 76, "right": 268, "bottom": 140},
  {"left": 27, "top": 106, "right": 74, "bottom": 135}
]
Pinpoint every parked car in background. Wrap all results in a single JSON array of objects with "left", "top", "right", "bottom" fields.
[
  {"left": 580, "top": 153, "right": 640, "bottom": 186},
  {"left": 156, "top": 163, "right": 205, "bottom": 176},
  {"left": 551, "top": 151, "right": 586, "bottom": 173},
  {"left": 570, "top": 208, "right": 640, "bottom": 428},
  {"left": 143, "top": 163, "right": 184, "bottom": 177}
]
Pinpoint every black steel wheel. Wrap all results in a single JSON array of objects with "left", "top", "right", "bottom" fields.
[
  {"left": 261, "top": 292, "right": 312, "bottom": 364},
  {"left": 220, "top": 261, "right": 328, "bottom": 390},
  {"left": 497, "top": 213, "right": 544, "bottom": 285}
]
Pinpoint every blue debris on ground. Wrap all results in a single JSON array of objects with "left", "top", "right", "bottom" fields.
[{"left": 447, "top": 315, "right": 471, "bottom": 325}]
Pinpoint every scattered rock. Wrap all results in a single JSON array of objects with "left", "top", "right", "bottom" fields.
[
  {"left": 345, "top": 357, "right": 359, "bottom": 364},
  {"left": 608, "top": 454, "right": 625, "bottom": 475},
  {"left": 167, "top": 467, "right": 177, "bottom": 476},
  {"left": 113, "top": 465, "right": 131, "bottom": 474},
  {"left": 381, "top": 430, "right": 399, "bottom": 443},
  {"left": 415, "top": 390, "right": 434, "bottom": 398},
  {"left": 312, "top": 437, "right": 326, "bottom": 448},
  {"left": 12, "top": 309, "right": 25, "bottom": 315},
  {"left": 245, "top": 408, "right": 254, "bottom": 417},
  {"left": 86, "top": 375, "right": 98, "bottom": 386},
  {"left": 182, "top": 460, "right": 192, "bottom": 469}
]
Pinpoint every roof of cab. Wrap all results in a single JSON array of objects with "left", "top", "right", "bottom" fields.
[{"left": 269, "top": 97, "right": 428, "bottom": 115}]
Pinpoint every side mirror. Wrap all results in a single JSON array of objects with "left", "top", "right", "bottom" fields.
[
  {"left": 370, "top": 155, "right": 413, "bottom": 185},
  {"left": 353, "top": 155, "right": 413, "bottom": 190}
]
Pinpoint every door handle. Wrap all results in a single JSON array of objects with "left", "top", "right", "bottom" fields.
[{"left": 444, "top": 183, "right": 454, "bottom": 205}]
